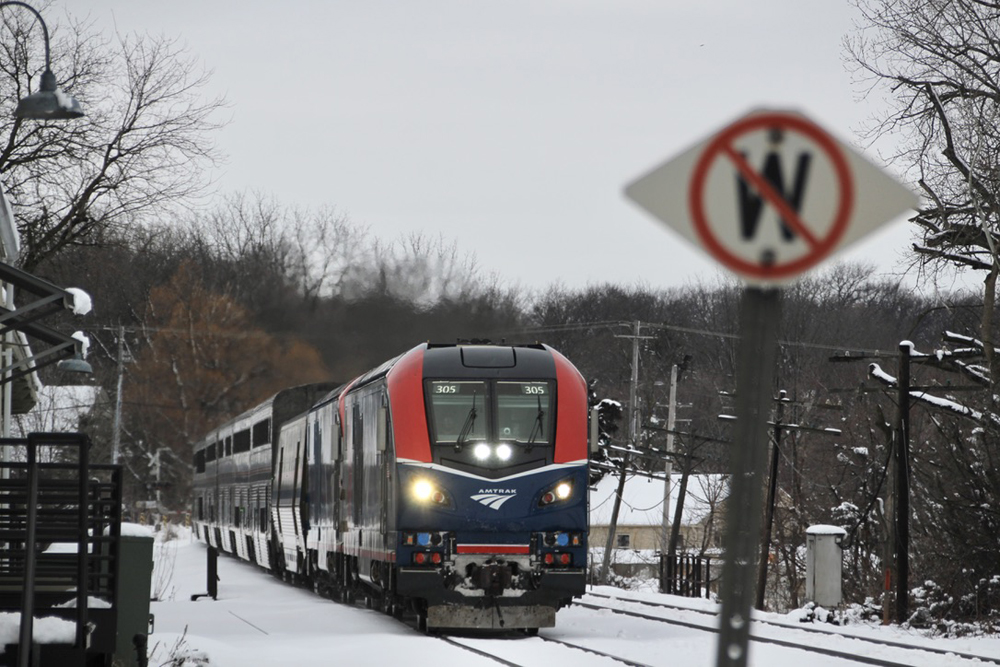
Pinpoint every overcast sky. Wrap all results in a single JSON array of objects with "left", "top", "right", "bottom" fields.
[{"left": 71, "top": 1, "right": 944, "bottom": 294}]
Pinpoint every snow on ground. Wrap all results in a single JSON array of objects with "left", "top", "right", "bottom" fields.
[
  {"left": 148, "top": 529, "right": 1000, "bottom": 666},
  {"left": 149, "top": 530, "right": 501, "bottom": 667}
]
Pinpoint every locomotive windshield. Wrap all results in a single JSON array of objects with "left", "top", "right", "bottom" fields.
[
  {"left": 426, "top": 380, "right": 553, "bottom": 446},
  {"left": 427, "top": 381, "right": 488, "bottom": 443},
  {"left": 496, "top": 381, "right": 550, "bottom": 445}
]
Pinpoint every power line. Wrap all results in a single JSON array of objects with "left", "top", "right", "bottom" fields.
[{"left": 509, "top": 319, "right": 898, "bottom": 357}]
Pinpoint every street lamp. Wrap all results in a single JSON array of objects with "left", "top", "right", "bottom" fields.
[
  {"left": 56, "top": 352, "right": 91, "bottom": 374},
  {"left": 2, "top": 1, "right": 84, "bottom": 120}
]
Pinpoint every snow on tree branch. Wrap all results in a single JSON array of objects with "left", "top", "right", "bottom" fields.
[{"left": 868, "top": 363, "right": 1000, "bottom": 427}]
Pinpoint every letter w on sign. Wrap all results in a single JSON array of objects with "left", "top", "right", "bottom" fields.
[{"left": 737, "top": 148, "right": 811, "bottom": 242}]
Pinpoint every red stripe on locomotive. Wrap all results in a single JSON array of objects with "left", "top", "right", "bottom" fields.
[
  {"left": 549, "top": 345, "right": 588, "bottom": 463},
  {"left": 457, "top": 545, "right": 531, "bottom": 555},
  {"left": 387, "top": 345, "right": 432, "bottom": 462}
]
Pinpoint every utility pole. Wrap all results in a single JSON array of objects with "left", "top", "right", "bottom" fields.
[
  {"left": 111, "top": 325, "right": 124, "bottom": 465},
  {"left": 896, "top": 342, "right": 911, "bottom": 623},
  {"left": 719, "top": 390, "right": 839, "bottom": 611},
  {"left": 755, "top": 390, "right": 785, "bottom": 610},
  {"left": 659, "top": 363, "right": 678, "bottom": 554},
  {"left": 882, "top": 462, "right": 895, "bottom": 626},
  {"left": 601, "top": 321, "right": 653, "bottom": 584},
  {"left": 826, "top": 347, "right": 908, "bottom": 625}
]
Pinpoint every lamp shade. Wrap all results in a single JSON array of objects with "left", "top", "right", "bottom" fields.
[
  {"left": 57, "top": 354, "right": 92, "bottom": 374},
  {"left": 14, "top": 70, "right": 83, "bottom": 120}
]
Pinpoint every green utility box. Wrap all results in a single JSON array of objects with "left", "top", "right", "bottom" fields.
[{"left": 114, "top": 530, "right": 154, "bottom": 667}]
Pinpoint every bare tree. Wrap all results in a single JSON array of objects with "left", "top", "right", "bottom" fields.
[
  {"left": 368, "top": 232, "right": 486, "bottom": 306},
  {"left": 846, "top": 0, "right": 1000, "bottom": 371},
  {"left": 0, "top": 3, "right": 226, "bottom": 271},
  {"left": 180, "top": 191, "right": 374, "bottom": 330}
]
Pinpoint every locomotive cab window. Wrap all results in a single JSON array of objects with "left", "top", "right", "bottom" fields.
[
  {"left": 426, "top": 379, "right": 555, "bottom": 449},
  {"left": 427, "top": 381, "right": 487, "bottom": 444},
  {"left": 497, "top": 382, "right": 552, "bottom": 445}
]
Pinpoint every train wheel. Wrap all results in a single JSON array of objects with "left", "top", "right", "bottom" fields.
[{"left": 417, "top": 611, "right": 428, "bottom": 634}]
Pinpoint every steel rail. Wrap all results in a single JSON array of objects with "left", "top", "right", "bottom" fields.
[
  {"left": 536, "top": 635, "right": 655, "bottom": 667},
  {"left": 584, "top": 591, "right": 1000, "bottom": 666},
  {"left": 576, "top": 597, "right": 986, "bottom": 667},
  {"left": 435, "top": 636, "right": 524, "bottom": 667}
]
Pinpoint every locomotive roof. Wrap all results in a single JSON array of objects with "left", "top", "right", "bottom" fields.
[
  {"left": 423, "top": 342, "right": 557, "bottom": 379},
  {"left": 339, "top": 341, "right": 558, "bottom": 393}
]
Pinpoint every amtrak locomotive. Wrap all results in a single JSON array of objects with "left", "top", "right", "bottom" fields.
[{"left": 191, "top": 342, "right": 595, "bottom": 632}]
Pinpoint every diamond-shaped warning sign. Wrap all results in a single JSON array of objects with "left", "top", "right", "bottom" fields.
[{"left": 625, "top": 109, "right": 919, "bottom": 285}]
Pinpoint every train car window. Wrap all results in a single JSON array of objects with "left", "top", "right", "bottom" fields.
[
  {"left": 206, "top": 444, "right": 216, "bottom": 462},
  {"left": 496, "top": 382, "right": 553, "bottom": 445},
  {"left": 195, "top": 450, "right": 206, "bottom": 473},
  {"left": 234, "top": 429, "right": 251, "bottom": 454},
  {"left": 426, "top": 381, "right": 488, "bottom": 444},
  {"left": 252, "top": 419, "right": 271, "bottom": 447},
  {"left": 225, "top": 437, "right": 232, "bottom": 457}
]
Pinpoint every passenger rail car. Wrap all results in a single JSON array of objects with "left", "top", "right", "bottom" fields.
[{"left": 191, "top": 342, "right": 595, "bottom": 632}]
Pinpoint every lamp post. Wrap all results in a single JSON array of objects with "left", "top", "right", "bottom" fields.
[
  {"left": 0, "top": 7, "right": 85, "bottom": 666},
  {"left": 0, "top": 0, "right": 86, "bottom": 441},
  {"left": 1, "top": 1, "right": 85, "bottom": 119}
]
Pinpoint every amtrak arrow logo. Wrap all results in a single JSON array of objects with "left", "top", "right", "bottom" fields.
[{"left": 471, "top": 492, "right": 516, "bottom": 510}]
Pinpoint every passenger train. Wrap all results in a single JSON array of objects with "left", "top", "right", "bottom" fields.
[{"left": 191, "top": 341, "right": 595, "bottom": 632}]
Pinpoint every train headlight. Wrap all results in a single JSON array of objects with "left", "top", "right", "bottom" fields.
[
  {"left": 411, "top": 479, "right": 450, "bottom": 506},
  {"left": 413, "top": 479, "right": 434, "bottom": 501},
  {"left": 539, "top": 479, "right": 574, "bottom": 506},
  {"left": 471, "top": 442, "right": 515, "bottom": 463}
]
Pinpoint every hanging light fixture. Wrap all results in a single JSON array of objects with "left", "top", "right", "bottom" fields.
[{"left": 2, "top": 1, "right": 84, "bottom": 120}]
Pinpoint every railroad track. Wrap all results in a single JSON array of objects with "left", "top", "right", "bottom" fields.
[
  {"left": 224, "top": 557, "right": 996, "bottom": 666},
  {"left": 581, "top": 591, "right": 1000, "bottom": 667},
  {"left": 438, "top": 632, "right": 654, "bottom": 667}
]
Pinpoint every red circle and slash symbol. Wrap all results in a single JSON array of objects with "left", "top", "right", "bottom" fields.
[{"left": 688, "top": 112, "right": 855, "bottom": 281}]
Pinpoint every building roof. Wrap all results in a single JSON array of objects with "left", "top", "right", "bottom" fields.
[{"left": 589, "top": 473, "right": 728, "bottom": 528}]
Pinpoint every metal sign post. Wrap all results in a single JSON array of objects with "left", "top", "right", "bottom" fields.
[
  {"left": 624, "top": 107, "right": 918, "bottom": 667},
  {"left": 714, "top": 287, "right": 779, "bottom": 666}
]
